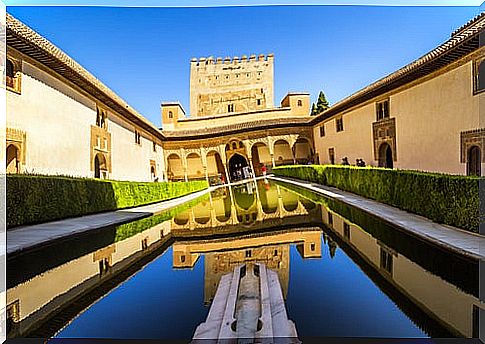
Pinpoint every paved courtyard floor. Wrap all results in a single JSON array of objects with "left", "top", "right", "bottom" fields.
[{"left": 269, "top": 175, "right": 484, "bottom": 261}]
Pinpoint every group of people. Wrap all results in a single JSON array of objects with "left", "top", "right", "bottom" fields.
[
  {"left": 231, "top": 163, "right": 253, "bottom": 181},
  {"left": 341, "top": 157, "right": 366, "bottom": 167}
]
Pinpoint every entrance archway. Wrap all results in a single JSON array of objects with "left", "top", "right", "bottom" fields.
[
  {"left": 378, "top": 143, "right": 393, "bottom": 168},
  {"left": 228, "top": 153, "right": 249, "bottom": 182},
  {"left": 467, "top": 145, "right": 481, "bottom": 176},
  {"left": 6, "top": 144, "right": 19, "bottom": 173},
  {"left": 94, "top": 153, "right": 107, "bottom": 179}
]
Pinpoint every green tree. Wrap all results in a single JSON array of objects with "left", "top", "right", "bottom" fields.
[
  {"left": 311, "top": 103, "right": 317, "bottom": 116},
  {"left": 310, "top": 90, "right": 330, "bottom": 116}
]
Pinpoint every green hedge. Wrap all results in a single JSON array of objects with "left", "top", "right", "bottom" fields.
[
  {"left": 7, "top": 174, "right": 208, "bottom": 228},
  {"left": 273, "top": 165, "right": 480, "bottom": 232}
]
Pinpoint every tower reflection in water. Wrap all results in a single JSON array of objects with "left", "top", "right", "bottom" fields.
[{"left": 6, "top": 180, "right": 480, "bottom": 339}]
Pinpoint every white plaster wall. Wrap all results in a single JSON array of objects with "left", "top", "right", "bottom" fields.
[
  {"left": 7, "top": 60, "right": 94, "bottom": 177},
  {"left": 7, "top": 56, "right": 165, "bottom": 182},
  {"left": 109, "top": 114, "right": 163, "bottom": 182},
  {"left": 392, "top": 62, "right": 479, "bottom": 174},
  {"left": 313, "top": 105, "right": 375, "bottom": 166}
]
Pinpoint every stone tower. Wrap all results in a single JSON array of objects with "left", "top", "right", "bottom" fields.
[{"left": 189, "top": 54, "right": 274, "bottom": 117}]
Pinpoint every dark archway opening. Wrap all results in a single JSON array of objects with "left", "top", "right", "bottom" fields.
[
  {"left": 467, "top": 145, "right": 481, "bottom": 176},
  {"left": 94, "top": 155, "right": 101, "bottom": 178},
  {"left": 228, "top": 153, "right": 249, "bottom": 182},
  {"left": 378, "top": 143, "right": 393, "bottom": 169},
  {"left": 94, "top": 153, "right": 107, "bottom": 179},
  {"left": 6, "top": 144, "right": 19, "bottom": 173}
]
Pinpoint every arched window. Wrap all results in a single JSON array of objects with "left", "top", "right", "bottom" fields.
[
  {"left": 168, "top": 111, "right": 173, "bottom": 119},
  {"left": 297, "top": 99, "right": 302, "bottom": 107},
  {"left": 467, "top": 145, "right": 481, "bottom": 176},
  {"left": 232, "top": 142, "right": 237, "bottom": 150}
]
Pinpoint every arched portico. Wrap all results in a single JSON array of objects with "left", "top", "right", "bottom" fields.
[
  {"left": 206, "top": 150, "right": 227, "bottom": 184},
  {"left": 186, "top": 152, "right": 204, "bottom": 180},
  {"left": 293, "top": 137, "right": 313, "bottom": 164},
  {"left": 273, "top": 139, "right": 293, "bottom": 166},
  {"left": 228, "top": 153, "right": 249, "bottom": 182},
  {"left": 167, "top": 153, "right": 184, "bottom": 181},
  {"left": 251, "top": 142, "right": 271, "bottom": 176}
]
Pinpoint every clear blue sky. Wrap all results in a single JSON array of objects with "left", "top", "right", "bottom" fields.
[{"left": 7, "top": 4, "right": 484, "bottom": 126}]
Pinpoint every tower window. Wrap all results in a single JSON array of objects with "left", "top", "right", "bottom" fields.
[
  {"left": 168, "top": 111, "right": 173, "bottom": 119},
  {"left": 297, "top": 99, "right": 302, "bottom": 107}
]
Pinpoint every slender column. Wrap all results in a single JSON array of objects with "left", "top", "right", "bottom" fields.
[
  {"left": 249, "top": 158, "right": 257, "bottom": 181},
  {"left": 223, "top": 162, "right": 230, "bottom": 185},
  {"left": 184, "top": 168, "right": 188, "bottom": 182},
  {"left": 271, "top": 154, "right": 276, "bottom": 168},
  {"left": 204, "top": 165, "right": 209, "bottom": 185}
]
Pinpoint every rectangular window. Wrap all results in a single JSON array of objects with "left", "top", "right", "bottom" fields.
[
  {"left": 319, "top": 125, "right": 325, "bottom": 137},
  {"left": 134, "top": 130, "right": 141, "bottom": 145},
  {"left": 153, "top": 142, "right": 156, "bottom": 152},
  {"left": 257, "top": 99, "right": 261, "bottom": 106},
  {"left": 328, "top": 212, "right": 333, "bottom": 225},
  {"left": 380, "top": 248, "right": 393, "bottom": 275},
  {"left": 476, "top": 60, "right": 485, "bottom": 93},
  {"left": 336, "top": 118, "right": 344, "bottom": 132},
  {"left": 376, "top": 100, "right": 390, "bottom": 120},
  {"left": 228, "top": 104, "right": 234, "bottom": 112},
  {"left": 343, "top": 222, "right": 351, "bottom": 239}
]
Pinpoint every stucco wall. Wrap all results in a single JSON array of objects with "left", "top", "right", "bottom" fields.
[
  {"left": 7, "top": 59, "right": 94, "bottom": 177},
  {"left": 313, "top": 57, "right": 482, "bottom": 175},
  {"left": 7, "top": 50, "right": 165, "bottom": 182}
]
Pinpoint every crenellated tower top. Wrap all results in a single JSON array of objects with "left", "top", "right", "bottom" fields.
[{"left": 189, "top": 53, "right": 274, "bottom": 117}]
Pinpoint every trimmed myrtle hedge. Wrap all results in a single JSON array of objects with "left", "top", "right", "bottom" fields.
[
  {"left": 7, "top": 174, "right": 208, "bottom": 228},
  {"left": 273, "top": 165, "right": 480, "bottom": 232}
]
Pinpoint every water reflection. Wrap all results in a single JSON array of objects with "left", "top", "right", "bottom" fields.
[{"left": 5, "top": 180, "right": 481, "bottom": 339}]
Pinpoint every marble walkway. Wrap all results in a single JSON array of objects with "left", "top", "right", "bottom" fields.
[
  {"left": 7, "top": 186, "right": 217, "bottom": 257},
  {"left": 269, "top": 175, "right": 484, "bottom": 261}
]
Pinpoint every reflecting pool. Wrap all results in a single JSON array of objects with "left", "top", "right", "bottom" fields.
[{"left": 6, "top": 179, "right": 479, "bottom": 339}]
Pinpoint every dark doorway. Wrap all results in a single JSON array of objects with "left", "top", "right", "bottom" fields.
[
  {"left": 228, "top": 153, "right": 248, "bottom": 182},
  {"left": 378, "top": 143, "right": 393, "bottom": 168},
  {"left": 94, "top": 155, "right": 101, "bottom": 178},
  {"left": 467, "top": 145, "right": 481, "bottom": 176}
]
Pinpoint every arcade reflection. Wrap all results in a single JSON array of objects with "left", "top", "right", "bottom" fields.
[{"left": 6, "top": 180, "right": 481, "bottom": 339}]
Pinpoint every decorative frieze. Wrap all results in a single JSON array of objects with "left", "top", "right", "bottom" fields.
[
  {"left": 372, "top": 117, "right": 397, "bottom": 161},
  {"left": 460, "top": 128, "right": 485, "bottom": 163}
]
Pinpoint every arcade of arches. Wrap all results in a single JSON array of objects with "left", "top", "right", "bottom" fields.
[{"left": 164, "top": 133, "right": 314, "bottom": 183}]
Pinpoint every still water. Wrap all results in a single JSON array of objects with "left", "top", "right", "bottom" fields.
[{"left": 7, "top": 179, "right": 479, "bottom": 339}]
